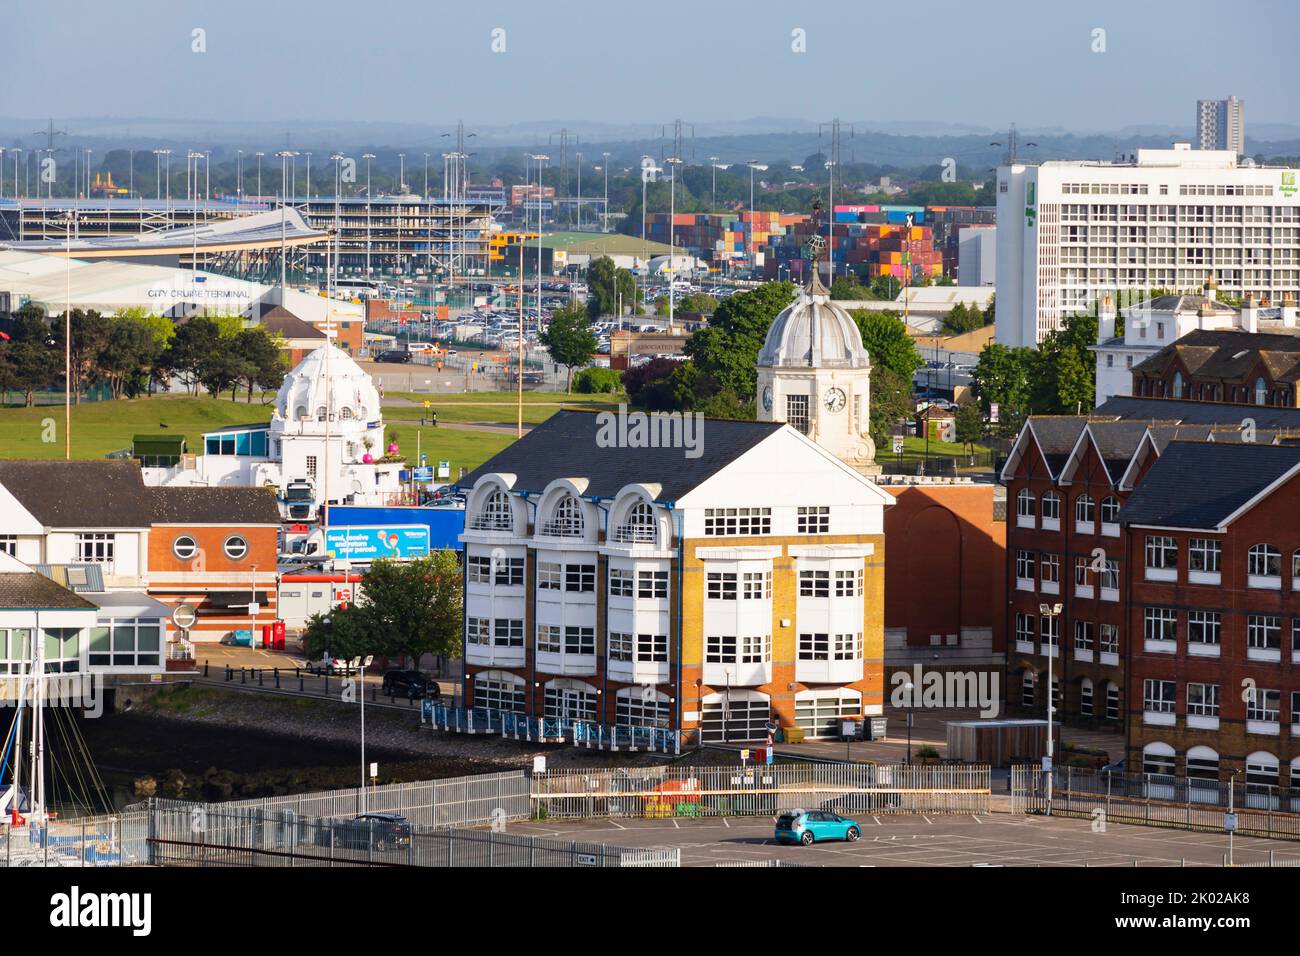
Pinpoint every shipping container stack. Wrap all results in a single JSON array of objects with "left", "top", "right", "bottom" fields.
[
  {"left": 762, "top": 204, "right": 943, "bottom": 284},
  {"left": 925, "top": 206, "right": 998, "bottom": 281},
  {"left": 643, "top": 211, "right": 807, "bottom": 266}
]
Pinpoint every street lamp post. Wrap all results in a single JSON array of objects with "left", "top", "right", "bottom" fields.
[
  {"left": 1039, "top": 601, "right": 1063, "bottom": 815},
  {"left": 665, "top": 157, "right": 682, "bottom": 329},
  {"left": 255, "top": 151, "right": 264, "bottom": 198},
  {"left": 362, "top": 154, "right": 375, "bottom": 276},
  {"left": 601, "top": 151, "right": 610, "bottom": 232}
]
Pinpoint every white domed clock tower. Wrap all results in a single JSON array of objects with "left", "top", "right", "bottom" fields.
[{"left": 756, "top": 236, "right": 879, "bottom": 475}]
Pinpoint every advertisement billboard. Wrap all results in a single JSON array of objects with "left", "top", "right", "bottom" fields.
[{"left": 324, "top": 525, "right": 430, "bottom": 560}]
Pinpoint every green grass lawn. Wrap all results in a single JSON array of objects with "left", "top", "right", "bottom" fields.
[
  {"left": 0, "top": 395, "right": 276, "bottom": 460},
  {"left": 0, "top": 394, "right": 518, "bottom": 474}
]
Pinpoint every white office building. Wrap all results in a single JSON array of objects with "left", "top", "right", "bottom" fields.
[
  {"left": 957, "top": 225, "right": 997, "bottom": 287},
  {"left": 995, "top": 144, "right": 1300, "bottom": 347},
  {"left": 1197, "top": 96, "right": 1245, "bottom": 154}
]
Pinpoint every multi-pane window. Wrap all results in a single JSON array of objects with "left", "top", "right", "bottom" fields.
[
  {"left": 707, "top": 572, "right": 738, "bottom": 600},
  {"left": 562, "top": 626, "right": 595, "bottom": 655},
  {"left": 87, "top": 620, "right": 161, "bottom": 667},
  {"left": 1074, "top": 620, "right": 1094, "bottom": 651},
  {"left": 635, "top": 633, "right": 668, "bottom": 662},
  {"left": 1021, "top": 672, "right": 1035, "bottom": 708},
  {"left": 0, "top": 536, "right": 15, "bottom": 557},
  {"left": 1041, "top": 614, "right": 1059, "bottom": 647},
  {"left": 475, "top": 675, "right": 525, "bottom": 713},
  {"left": 616, "top": 692, "right": 670, "bottom": 728},
  {"left": 636, "top": 570, "right": 669, "bottom": 599},
  {"left": 536, "top": 625, "right": 562, "bottom": 654},
  {"left": 1041, "top": 492, "right": 1061, "bottom": 522},
  {"left": 797, "top": 506, "right": 829, "bottom": 533},
  {"left": 1100, "top": 624, "right": 1119, "bottom": 655},
  {"left": 619, "top": 501, "right": 657, "bottom": 543},
  {"left": 492, "top": 619, "right": 524, "bottom": 647},
  {"left": 1080, "top": 680, "right": 1093, "bottom": 716},
  {"left": 1293, "top": 549, "right": 1300, "bottom": 579},
  {"left": 1188, "top": 538, "right": 1222, "bottom": 574},
  {"left": 1040, "top": 553, "right": 1061, "bottom": 584},
  {"left": 466, "top": 617, "right": 491, "bottom": 645},
  {"left": 75, "top": 533, "right": 114, "bottom": 565},
  {"left": 799, "top": 570, "right": 831, "bottom": 597},
  {"left": 609, "top": 568, "right": 634, "bottom": 598},
  {"left": 1074, "top": 556, "right": 1092, "bottom": 588},
  {"left": 742, "top": 571, "right": 772, "bottom": 600},
  {"left": 1106, "top": 683, "right": 1120, "bottom": 720},
  {"left": 1294, "top": 618, "right": 1300, "bottom": 652},
  {"left": 1144, "top": 607, "right": 1177, "bottom": 643},
  {"left": 538, "top": 562, "right": 562, "bottom": 591},
  {"left": 833, "top": 633, "right": 863, "bottom": 660},
  {"left": 1187, "top": 611, "right": 1221, "bottom": 646},
  {"left": 1143, "top": 679, "right": 1176, "bottom": 713},
  {"left": 786, "top": 394, "right": 810, "bottom": 434},
  {"left": 608, "top": 631, "right": 633, "bottom": 662},
  {"left": 1015, "top": 613, "right": 1035, "bottom": 644},
  {"left": 1074, "top": 495, "right": 1095, "bottom": 524},
  {"left": 1016, "top": 489, "right": 1036, "bottom": 519},
  {"left": 703, "top": 507, "right": 772, "bottom": 536},
  {"left": 467, "top": 554, "right": 523, "bottom": 586},
  {"left": 1247, "top": 688, "right": 1281, "bottom": 723},
  {"left": 706, "top": 635, "right": 738, "bottom": 664},
  {"left": 1016, "top": 550, "right": 1035, "bottom": 581},
  {"left": 834, "top": 569, "right": 863, "bottom": 597},
  {"left": 1101, "top": 559, "right": 1121, "bottom": 591},
  {"left": 475, "top": 490, "right": 514, "bottom": 531},
  {"left": 1247, "top": 614, "right": 1282, "bottom": 650},
  {"left": 1248, "top": 543, "right": 1282, "bottom": 578},
  {"left": 0, "top": 629, "right": 32, "bottom": 675},
  {"left": 546, "top": 495, "right": 585, "bottom": 537},
  {"left": 1145, "top": 535, "right": 1177, "bottom": 570},
  {"left": 798, "top": 633, "right": 829, "bottom": 661},
  {"left": 1100, "top": 496, "right": 1121, "bottom": 524},
  {"left": 564, "top": 563, "right": 595, "bottom": 592},
  {"left": 1187, "top": 683, "right": 1220, "bottom": 717},
  {"left": 740, "top": 634, "right": 771, "bottom": 663}
]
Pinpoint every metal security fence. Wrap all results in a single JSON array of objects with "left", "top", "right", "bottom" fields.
[
  {"left": 531, "top": 763, "right": 990, "bottom": 819},
  {"left": 422, "top": 702, "right": 684, "bottom": 754},
  {"left": 143, "top": 803, "right": 678, "bottom": 868},
  {"left": 1012, "top": 765, "right": 1300, "bottom": 841},
  {"left": 145, "top": 769, "right": 531, "bottom": 829},
  {"left": 0, "top": 811, "right": 149, "bottom": 867}
]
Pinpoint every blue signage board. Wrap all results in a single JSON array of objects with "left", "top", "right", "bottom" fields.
[
  {"left": 324, "top": 525, "right": 431, "bottom": 560},
  {"left": 412, "top": 466, "right": 435, "bottom": 482}
]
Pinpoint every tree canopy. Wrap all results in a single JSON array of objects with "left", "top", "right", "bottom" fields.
[{"left": 539, "top": 301, "right": 599, "bottom": 392}]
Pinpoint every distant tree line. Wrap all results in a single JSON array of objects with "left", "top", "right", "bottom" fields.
[{"left": 0, "top": 304, "right": 287, "bottom": 406}]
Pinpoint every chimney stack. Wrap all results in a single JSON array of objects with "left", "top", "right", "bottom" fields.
[
  {"left": 1283, "top": 293, "right": 1298, "bottom": 329},
  {"left": 1242, "top": 293, "right": 1259, "bottom": 333},
  {"left": 1097, "top": 294, "right": 1116, "bottom": 344}
]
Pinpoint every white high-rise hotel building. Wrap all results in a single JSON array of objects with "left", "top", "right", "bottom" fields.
[{"left": 996, "top": 144, "right": 1300, "bottom": 347}]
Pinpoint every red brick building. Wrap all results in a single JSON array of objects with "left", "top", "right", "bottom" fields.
[
  {"left": 1119, "top": 440, "right": 1300, "bottom": 796},
  {"left": 880, "top": 478, "right": 1005, "bottom": 673}
]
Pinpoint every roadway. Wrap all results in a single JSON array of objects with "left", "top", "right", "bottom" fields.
[{"left": 506, "top": 812, "right": 1300, "bottom": 868}]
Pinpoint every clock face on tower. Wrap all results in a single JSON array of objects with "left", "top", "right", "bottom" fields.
[
  {"left": 761, "top": 385, "right": 773, "bottom": 412},
  {"left": 823, "top": 387, "right": 847, "bottom": 412}
]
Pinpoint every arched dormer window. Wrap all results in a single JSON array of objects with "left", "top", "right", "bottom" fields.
[
  {"left": 295, "top": 405, "right": 308, "bottom": 420},
  {"left": 1255, "top": 377, "right": 1268, "bottom": 406},
  {"left": 543, "top": 494, "right": 585, "bottom": 537},
  {"left": 615, "top": 501, "right": 657, "bottom": 544},
  {"left": 471, "top": 489, "right": 514, "bottom": 532},
  {"left": 340, "top": 407, "right": 354, "bottom": 420},
  {"left": 1172, "top": 371, "right": 1184, "bottom": 397}
]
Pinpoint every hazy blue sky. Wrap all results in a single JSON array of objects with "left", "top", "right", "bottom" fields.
[{"left": 5, "top": 0, "right": 1297, "bottom": 131}]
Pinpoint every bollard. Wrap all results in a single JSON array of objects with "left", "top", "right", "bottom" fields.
[
  {"left": 258, "top": 668, "right": 264, "bottom": 686},
  {"left": 274, "top": 667, "right": 280, "bottom": 689},
  {"left": 241, "top": 667, "right": 246, "bottom": 684},
  {"left": 299, "top": 675, "right": 304, "bottom": 693},
  {"left": 204, "top": 660, "right": 209, "bottom": 678},
  {"left": 225, "top": 664, "right": 231, "bottom": 682}
]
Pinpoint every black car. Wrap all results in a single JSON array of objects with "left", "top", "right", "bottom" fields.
[
  {"left": 382, "top": 669, "right": 441, "bottom": 700},
  {"left": 378, "top": 349, "right": 412, "bottom": 364},
  {"left": 325, "top": 813, "right": 412, "bottom": 852}
]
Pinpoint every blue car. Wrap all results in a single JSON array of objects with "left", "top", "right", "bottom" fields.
[{"left": 774, "top": 810, "right": 861, "bottom": 846}]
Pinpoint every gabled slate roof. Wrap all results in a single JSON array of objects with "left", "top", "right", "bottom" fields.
[
  {"left": 455, "top": 409, "right": 784, "bottom": 501},
  {"left": 1082, "top": 421, "right": 1155, "bottom": 484},
  {"left": 0, "top": 572, "right": 96, "bottom": 609},
  {"left": 1117, "top": 441, "right": 1300, "bottom": 530},
  {"left": 0, "top": 460, "right": 152, "bottom": 528},
  {"left": 148, "top": 486, "right": 282, "bottom": 524},
  {"left": 1096, "top": 396, "right": 1300, "bottom": 430},
  {"left": 1132, "top": 329, "right": 1300, "bottom": 381}
]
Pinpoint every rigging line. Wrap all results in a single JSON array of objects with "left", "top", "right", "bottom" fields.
[
  {"left": 46, "top": 702, "right": 97, "bottom": 817},
  {"left": 61, "top": 702, "right": 110, "bottom": 814}
]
